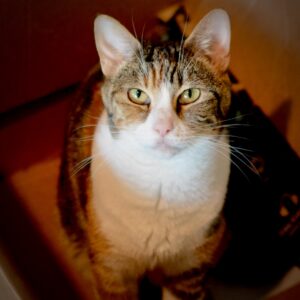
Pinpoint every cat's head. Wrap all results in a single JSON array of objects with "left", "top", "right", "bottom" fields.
[{"left": 94, "top": 9, "right": 231, "bottom": 157}]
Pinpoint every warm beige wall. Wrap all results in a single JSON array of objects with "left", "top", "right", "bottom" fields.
[{"left": 185, "top": 0, "right": 300, "bottom": 155}]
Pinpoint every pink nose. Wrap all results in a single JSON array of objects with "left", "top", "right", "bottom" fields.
[{"left": 153, "top": 119, "right": 174, "bottom": 137}]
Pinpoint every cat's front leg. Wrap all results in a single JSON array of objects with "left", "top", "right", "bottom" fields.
[
  {"left": 162, "top": 267, "right": 211, "bottom": 300},
  {"left": 90, "top": 260, "right": 140, "bottom": 300},
  {"left": 162, "top": 288, "right": 211, "bottom": 300},
  {"left": 87, "top": 224, "right": 140, "bottom": 298}
]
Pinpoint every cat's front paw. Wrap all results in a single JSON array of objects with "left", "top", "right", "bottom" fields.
[
  {"left": 162, "top": 288, "right": 180, "bottom": 300},
  {"left": 162, "top": 287, "right": 212, "bottom": 300}
]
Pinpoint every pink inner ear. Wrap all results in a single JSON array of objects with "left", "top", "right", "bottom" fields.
[
  {"left": 94, "top": 15, "right": 141, "bottom": 78},
  {"left": 99, "top": 43, "right": 125, "bottom": 77},
  {"left": 184, "top": 9, "right": 231, "bottom": 72},
  {"left": 210, "top": 42, "right": 230, "bottom": 72}
]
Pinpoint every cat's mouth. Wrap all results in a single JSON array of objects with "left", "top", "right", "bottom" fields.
[
  {"left": 132, "top": 129, "right": 185, "bottom": 157},
  {"left": 152, "top": 139, "right": 183, "bottom": 156}
]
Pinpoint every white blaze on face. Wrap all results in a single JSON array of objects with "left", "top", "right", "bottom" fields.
[
  {"left": 134, "top": 82, "right": 180, "bottom": 152},
  {"left": 150, "top": 83, "right": 174, "bottom": 136},
  {"left": 151, "top": 107, "right": 174, "bottom": 138}
]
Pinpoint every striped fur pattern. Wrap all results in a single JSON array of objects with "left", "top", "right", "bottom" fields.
[
  {"left": 102, "top": 43, "right": 230, "bottom": 136},
  {"left": 58, "top": 9, "right": 231, "bottom": 300}
]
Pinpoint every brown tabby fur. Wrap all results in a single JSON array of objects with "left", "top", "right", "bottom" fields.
[{"left": 58, "top": 36, "right": 231, "bottom": 299}]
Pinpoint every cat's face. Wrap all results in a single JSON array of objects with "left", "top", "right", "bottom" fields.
[{"left": 94, "top": 9, "right": 231, "bottom": 157}]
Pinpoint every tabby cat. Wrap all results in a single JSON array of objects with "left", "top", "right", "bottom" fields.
[{"left": 59, "top": 9, "right": 232, "bottom": 300}]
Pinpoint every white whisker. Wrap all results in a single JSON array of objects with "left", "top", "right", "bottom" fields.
[
  {"left": 211, "top": 139, "right": 259, "bottom": 177},
  {"left": 71, "top": 136, "right": 95, "bottom": 142},
  {"left": 204, "top": 139, "right": 250, "bottom": 181},
  {"left": 178, "top": 17, "right": 188, "bottom": 74},
  {"left": 71, "top": 154, "right": 99, "bottom": 177},
  {"left": 73, "top": 124, "right": 98, "bottom": 132},
  {"left": 83, "top": 112, "right": 101, "bottom": 121},
  {"left": 131, "top": 16, "right": 148, "bottom": 76}
]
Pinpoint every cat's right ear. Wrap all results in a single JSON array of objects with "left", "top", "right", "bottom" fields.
[
  {"left": 184, "top": 9, "right": 231, "bottom": 72},
  {"left": 94, "top": 15, "right": 141, "bottom": 77}
]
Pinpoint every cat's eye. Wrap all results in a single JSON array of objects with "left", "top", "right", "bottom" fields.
[
  {"left": 128, "top": 88, "right": 150, "bottom": 105},
  {"left": 178, "top": 88, "right": 201, "bottom": 105}
]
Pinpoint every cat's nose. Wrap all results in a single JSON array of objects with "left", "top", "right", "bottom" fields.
[{"left": 153, "top": 119, "right": 174, "bottom": 137}]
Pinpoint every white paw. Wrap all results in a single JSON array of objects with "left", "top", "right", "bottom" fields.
[{"left": 162, "top": 288, "right": 180, "bottom": 300}]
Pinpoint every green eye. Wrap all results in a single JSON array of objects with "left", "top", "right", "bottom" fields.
[
  {"left": 178, "top": 88, "right": 201, "bottom": 105},
  {"left": 127, "top": 88, "right": 150, "bottom": 105}
]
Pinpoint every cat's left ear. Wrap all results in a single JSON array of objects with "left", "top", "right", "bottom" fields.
[
  {"left": 184, "top": 9, "right": 231, "bottom": 72},
  {"left": 94, "top": 15, "right": 141, "bottom": 77}
]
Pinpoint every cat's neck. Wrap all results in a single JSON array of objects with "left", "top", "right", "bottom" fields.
[{"left": 92, "top": 112, "right": 231, "bottom": 208}]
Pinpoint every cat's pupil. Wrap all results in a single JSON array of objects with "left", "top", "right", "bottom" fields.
[
  {"left": 187, "top": 89, "right": 192, "bottom": 98},
  {"left": 136, "top": 89, "right": 141, "bottom": 98}
]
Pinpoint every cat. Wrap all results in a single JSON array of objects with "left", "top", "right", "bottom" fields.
[{"left": 58, "top": 8, "right": 232, "bottom": 300}]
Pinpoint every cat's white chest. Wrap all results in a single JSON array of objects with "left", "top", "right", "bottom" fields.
[{"left": 91, "top": 116, "right": 230, "bottom": 266}]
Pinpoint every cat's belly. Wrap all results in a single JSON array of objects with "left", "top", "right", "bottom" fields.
[
  {"left": 92, "top": 176, "right": 208, "bottom": 270},
  {"left": 90, "top": 152, "right": 229, "bottom": 270}
]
